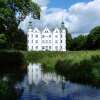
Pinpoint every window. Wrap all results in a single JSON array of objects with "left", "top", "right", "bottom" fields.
[
  {"left": 31, "top": 34, "right": 33, "bottom": 37},
  {"left": 61, "top": 34, "right": 62, "bottom": 38},
  {"left": 36, "top": 46, "right": 38, "bottom": 49},
  {"left": 56, "top": 30, "right": 58, "bottom": 33},
  {"left": 49, "top": 35, "right": 51, "bottom": 38},
  {"left": 49, "top": 40, "right": 51, "bottom": 43},
  {"left": 35, "top": 30, "right": 37, "bottom": 33},
  {"left": 45, "top": 30, "right": 48, "bottom": 33},
  {"left": 42, "top": 35, "right": 45, "bottom": 38},
  {"left": 55, "top": 46, "right": 58, "bottom": 50},
  {"left": 35, "top": 35, "right": 38, "bottom": 38},
  {"left": 42, "top": 46, "right": 45, "bottom": 49},
  {"left": 49, "top": 46, "right": 51, "bottom": 49},
  {"left": 42, "top": 40, "right": 44, "bottom": 43},
  {"left": 36, "top": 40, "right": 38, "bottom": 43},
  {"left": 32, "top": 46, "right": 33, "bottom": 49},
  {"left": 60, "top": 46, "right": 62, "bottom": 49},
  {"left": 55, "top": 35, "right": 58, "bottom": 38},
  {"left": 46, "top": 40, "right": 48, "bottom": 43},
  {"left": 32, "top": 40, "right": 33, "bottom": 43},
  {"left": 55, "top": 40, "right": 58, "bottom": 43},
  {"left": 61, "top": 40, "right": 62, "bottom": 43}
]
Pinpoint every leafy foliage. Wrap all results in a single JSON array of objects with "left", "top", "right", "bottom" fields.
[
  {"left": 0, "top": 0, "right": 40, "bottom": 50},
  {"left": 71, "top": 35, "right": 87, "bottom": 50},
  {"left": 0, "top": 34, "right": 7, "bottom": 49},
  {"left": 65, "top": 28, "right": 72, "bottom": 50},
  {"left": 86, "top": 26, "right": 100, "bottom": 49},
  {"left": 70, "top": 26, "right": 100, "bottom": 50}
]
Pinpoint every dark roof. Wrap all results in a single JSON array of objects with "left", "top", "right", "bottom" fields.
[{"left": 28, "top": 19, "right": 64, "bottom": 32}]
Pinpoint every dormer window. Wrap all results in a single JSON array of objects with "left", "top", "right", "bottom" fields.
[
  {"left": 45, "top": 30, "right": 48, "bottom": 33},
  {"left": 33, "top": 28, "right": 40, "bottom": 33},
  {"left": 56, "top": 30, "right": 58, "bottom": 33}
]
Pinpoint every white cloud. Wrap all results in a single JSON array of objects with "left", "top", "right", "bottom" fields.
[
  {"left": 32, "top": 0, "right": 49, "bottom": 7},
  {"left": 40, "top": 0, "right": 100, "bottom": 35},
  {"left": 68, "top": 0, "right": 100, "bottom": 33},
  {"left": 20, "top": 0, "right": 100, "bottom": 37}
]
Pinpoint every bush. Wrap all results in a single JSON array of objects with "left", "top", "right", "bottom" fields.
[
  {"left": 0, "top": 51, "right": 27, "bottom": 81},
  {"left": 55, "top": 55, "right": 100, "bottom": 87},
  {"left": 0, "top": 81, "right": 18, "bottom": 100}
]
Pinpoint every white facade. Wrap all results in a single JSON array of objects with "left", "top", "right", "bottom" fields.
[{"left": 27, "top": 23, "right": 66, "bottom": 51}]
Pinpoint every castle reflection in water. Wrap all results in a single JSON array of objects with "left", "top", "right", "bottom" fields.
[{"left": 27, "top": 64, "right": 64, "bottom": 85}]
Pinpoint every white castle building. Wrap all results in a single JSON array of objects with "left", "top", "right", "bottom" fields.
[{"left": 27, "top": 20, "right": 66, "bottom": 51}]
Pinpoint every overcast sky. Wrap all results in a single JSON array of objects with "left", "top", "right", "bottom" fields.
[{"left": 20, "top": 0, "right": 100, "bottom": 37}]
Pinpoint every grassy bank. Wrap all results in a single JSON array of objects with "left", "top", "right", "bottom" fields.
[
  {"left": 55, "top": 55, "right": 100, "bottom": 87},
  {"left": 24, "top": 50, "right": 100, "bottom": 87},
  {"left": 24, "top": 50, "right": 100, "bottom": 71}
]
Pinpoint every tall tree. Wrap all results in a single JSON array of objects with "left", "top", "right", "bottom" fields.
[
  {"left": 65, "top": 28, "right": 72, "bottom": 50},
  {"left": 0, "top": 34, "right": 7, "bottom": 49},
  {"left": 0, "top": 0, "right": 41, "bottom": 49},
  {"left": 71, "top": 35, "right": 87, "bottom": 50},
  {"left": 86, "top": 26, "right": 100, "bottom": 49}
]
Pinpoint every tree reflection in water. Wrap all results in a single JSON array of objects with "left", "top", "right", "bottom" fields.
[{"left": 0, "top": 64, "right": 27, "bottom": 100}]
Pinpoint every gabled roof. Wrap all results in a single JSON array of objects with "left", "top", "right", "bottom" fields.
[
  {"left": 42, "top": 26, "right": 51, "bottom": 33},
  {"left": 33, "top": 27, "right": 40, "bottom": 33},
  {"left": 29, "top": 19, "right": 64, "bottom": 32}
]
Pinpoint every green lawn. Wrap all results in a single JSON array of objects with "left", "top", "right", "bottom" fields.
[{"left": 24, "top": 50, "right": 100, "bottom": 71}]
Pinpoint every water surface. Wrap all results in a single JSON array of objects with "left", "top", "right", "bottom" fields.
[{"left": 18, "top": 63, "right": 100, "bottom": 100}]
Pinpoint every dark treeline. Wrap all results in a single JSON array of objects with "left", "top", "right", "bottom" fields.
[{"left": 66, "top": 26, "right": 100, "bottom": 51}]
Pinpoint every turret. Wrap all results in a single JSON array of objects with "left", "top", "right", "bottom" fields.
[
  {"left": 61, "top": 21, "right": 65, "bottom": 29},
  {"left": 28, "top": 21, "right": 33, "bottom": 31},
  {"left": 61, "top": 21, "right": 66, "bottom": 33}
]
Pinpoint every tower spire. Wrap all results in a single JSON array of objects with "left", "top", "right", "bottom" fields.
[
  {"left": 61, "top": 21, "right": 65, "bottom": 29},
  {"left": 61, "top": 16, "right": 65, "bottom": 29}
]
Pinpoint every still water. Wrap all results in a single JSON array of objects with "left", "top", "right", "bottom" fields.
[{"left": 18, "top": 64, "right": 100, "bottom": 100}]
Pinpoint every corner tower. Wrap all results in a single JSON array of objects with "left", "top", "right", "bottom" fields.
[{"left": 60, "top": 21, "right": 66, "bottom": 51}]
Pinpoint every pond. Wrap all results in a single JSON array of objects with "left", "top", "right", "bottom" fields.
[{"left": 17, "top": 63, "right": 100, "bottom": 100}]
